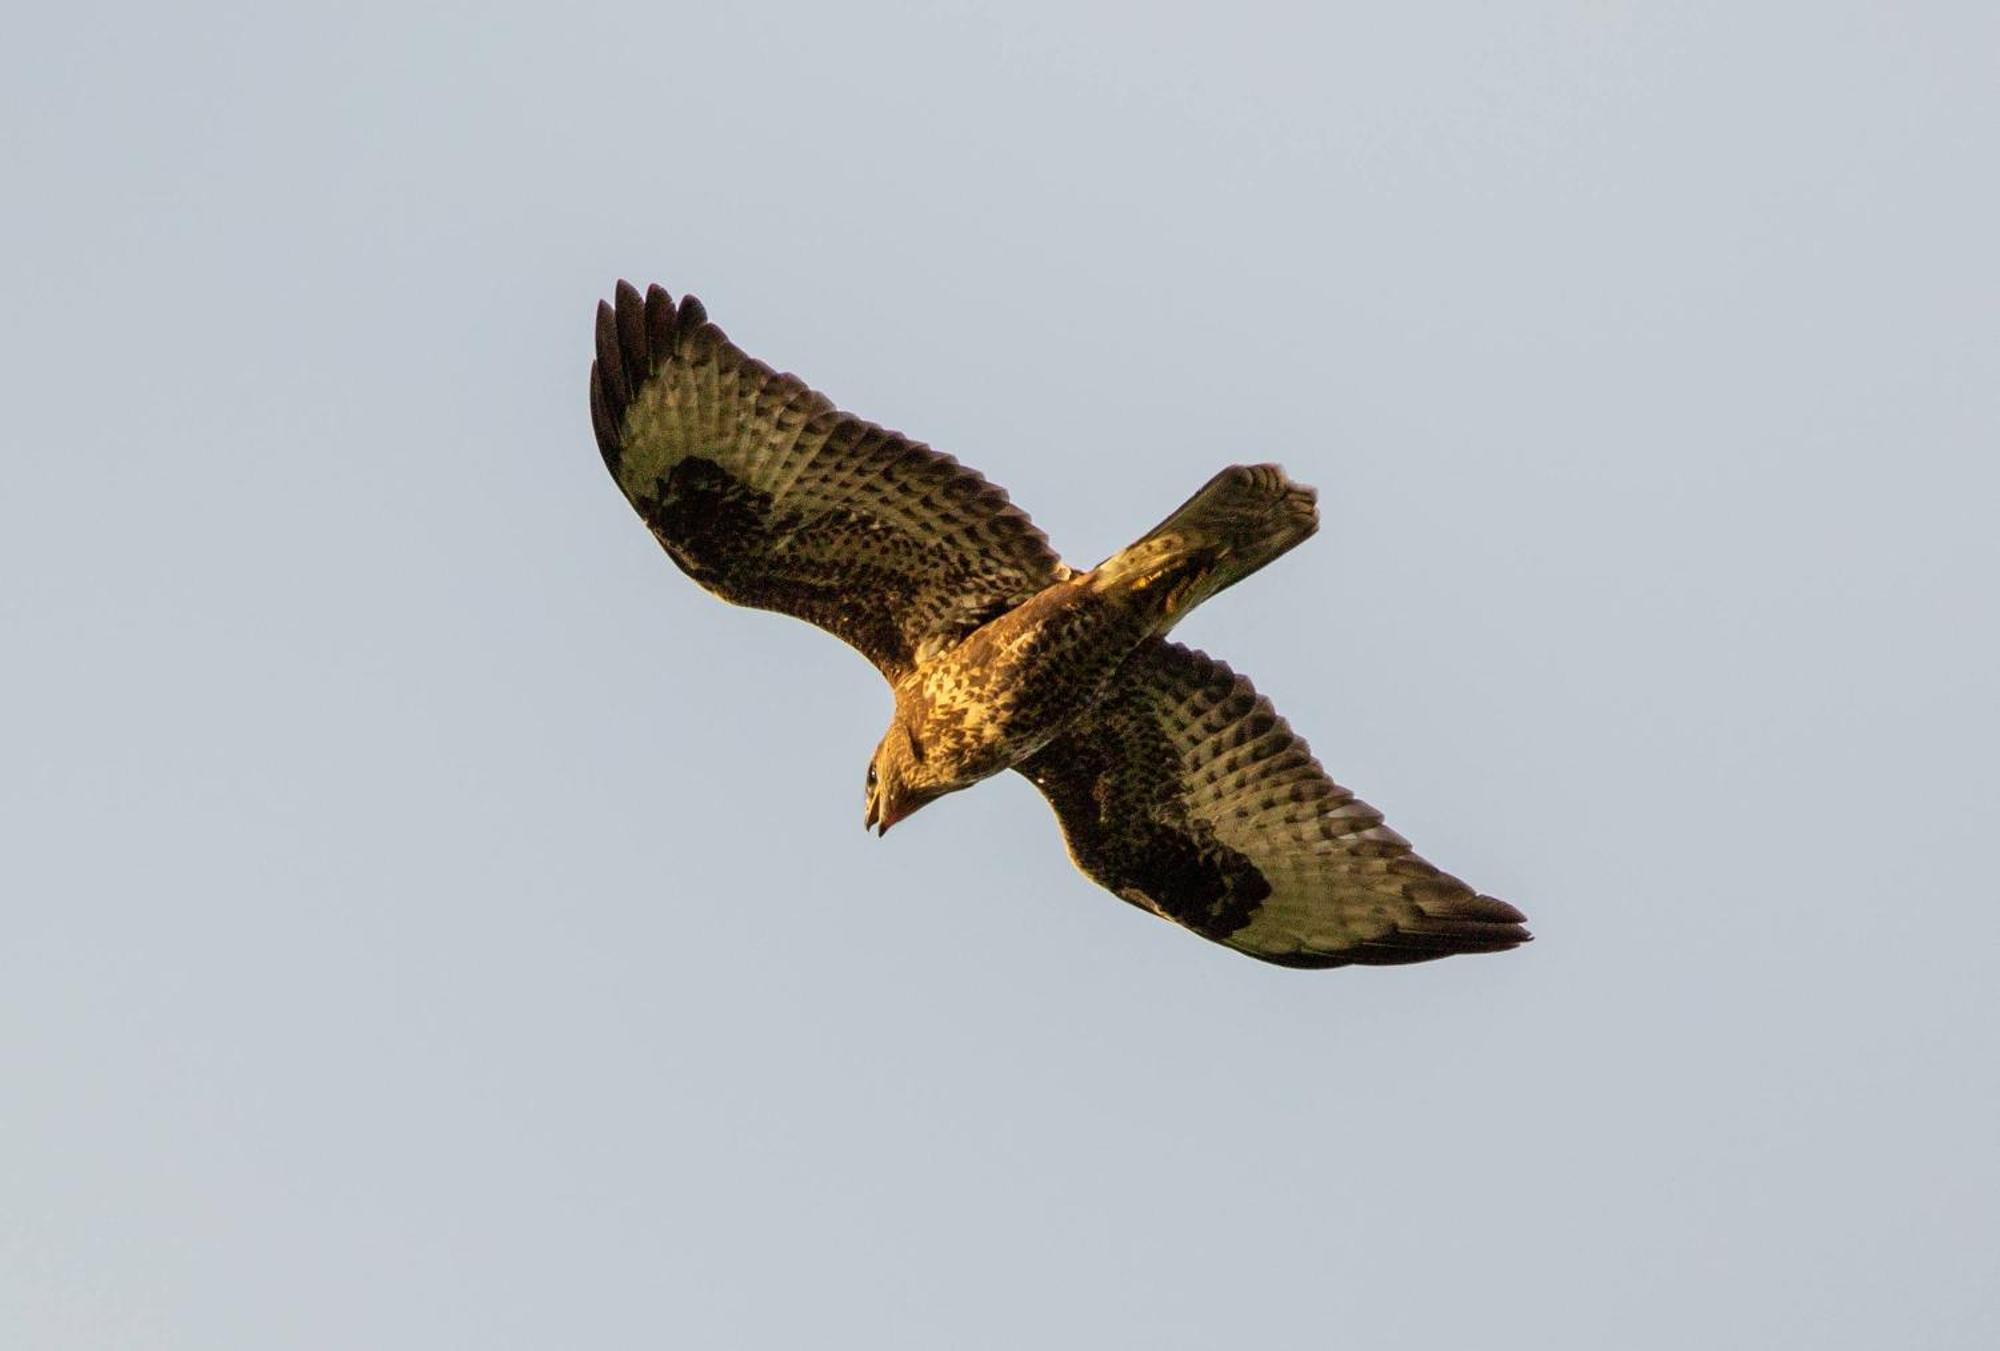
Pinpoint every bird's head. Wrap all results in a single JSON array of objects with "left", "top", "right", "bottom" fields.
[{"left": 864, "top": 721, "right": 945, "bottom": 836}]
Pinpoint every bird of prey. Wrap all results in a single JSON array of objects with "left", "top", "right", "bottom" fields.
[{"left": 589, "top": 281, "right": 1529, "bottom": 969}]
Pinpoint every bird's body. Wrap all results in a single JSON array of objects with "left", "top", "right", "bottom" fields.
[
  {"left": 892, "top": 574, "right": 1136, "bottom": 792},
  {"left": 881, "top": 466, "right": 1315, "bottom": 811},
  {"left": 590, "top": 280, "right": 1530, "bottom": 968}
]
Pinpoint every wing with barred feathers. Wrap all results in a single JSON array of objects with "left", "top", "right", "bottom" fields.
[
  {"left": 1018, "top": 642, "right": 1530, "bottom": 968},
  {"left": 590, "top": 281, "right": 1069, "bottom": 682}
]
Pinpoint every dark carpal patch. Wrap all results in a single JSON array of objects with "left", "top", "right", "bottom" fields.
[
  {"left": 1025, "top": 708, "right": 1270, "bottom": 940},
  {"left": 640, "top": 457, "right": 767, "bottom": 583},
  {"left": 639, "top": 457, "right": 921, "bottom": 672},
  {"left": 1109, "top": 818, "right": 1271, "bottom": 939}
]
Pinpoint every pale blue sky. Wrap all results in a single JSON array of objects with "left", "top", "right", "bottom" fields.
[{"left": 4, "top": 3, "right": 1997, "bottom": 1347}]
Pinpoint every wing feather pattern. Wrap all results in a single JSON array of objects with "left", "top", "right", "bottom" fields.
[
  {"left": 590, "top": 281, "right": 1068, "bottom": 681},
  {"left": 1019, "top": 642, "right": 1530, "bottom": 968}
]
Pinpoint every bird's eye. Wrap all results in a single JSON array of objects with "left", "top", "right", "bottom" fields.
[{"left": 866, "top": 764, "right": 878, "bottom": 791}]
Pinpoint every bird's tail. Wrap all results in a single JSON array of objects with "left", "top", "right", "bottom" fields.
[{"left": 1090, "top": 464, "right": 1319, "bottom": 633}]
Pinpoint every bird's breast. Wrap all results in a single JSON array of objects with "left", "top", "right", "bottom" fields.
[{"left": 902, "top": 579, "right": 1157, "bottom": 787}]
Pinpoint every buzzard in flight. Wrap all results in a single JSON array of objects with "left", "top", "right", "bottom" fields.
[{"left": 590, "top": 281, "right": 1529, "bottom": 968}]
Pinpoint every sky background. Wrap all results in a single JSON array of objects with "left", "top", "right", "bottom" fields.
[{"left": 4, "top": 2, "right": 1997, "bottom": 1347}]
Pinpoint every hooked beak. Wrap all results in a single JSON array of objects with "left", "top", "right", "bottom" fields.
[{"left": 867, "top": 794, "right": 916, "bottom": 837}]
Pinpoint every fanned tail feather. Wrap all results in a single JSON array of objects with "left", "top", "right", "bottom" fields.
[{"left": 1092, "top": 464, "right": 1319, "bottom": 632}]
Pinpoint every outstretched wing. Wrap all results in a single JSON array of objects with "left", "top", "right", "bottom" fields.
[
  {"left": 590, "top": 281, "right": 1069, "bottom": 682},
  {"left": 1018, "top": 642, "right": 1530, "bottom": 968}
]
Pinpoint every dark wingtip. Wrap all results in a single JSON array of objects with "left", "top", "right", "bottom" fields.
[
  {"left": 592, "top": 296, "right": 631, "bottom": 478},
  {"left": 645, "top": 283, "right": 677, "bottom": 364},
  {"left": 593, "top": 298, "right": 628, "bottom": 407},
  {"left": 613, "top": 280, "right": 650, "bottom": 397},
  {"left": 589, "top": 361, "right": 619, "bottom": 468},
  {"left": 1316, "top": 888, "right": 1531, "bottom": 968},
  {"left": 593, "top": 280, "right": 702, "bottom": 476}
]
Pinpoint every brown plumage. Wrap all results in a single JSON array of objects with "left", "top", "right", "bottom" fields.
[{"left": 590, "top": 280, "right": 1530, "bottom": 969}]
